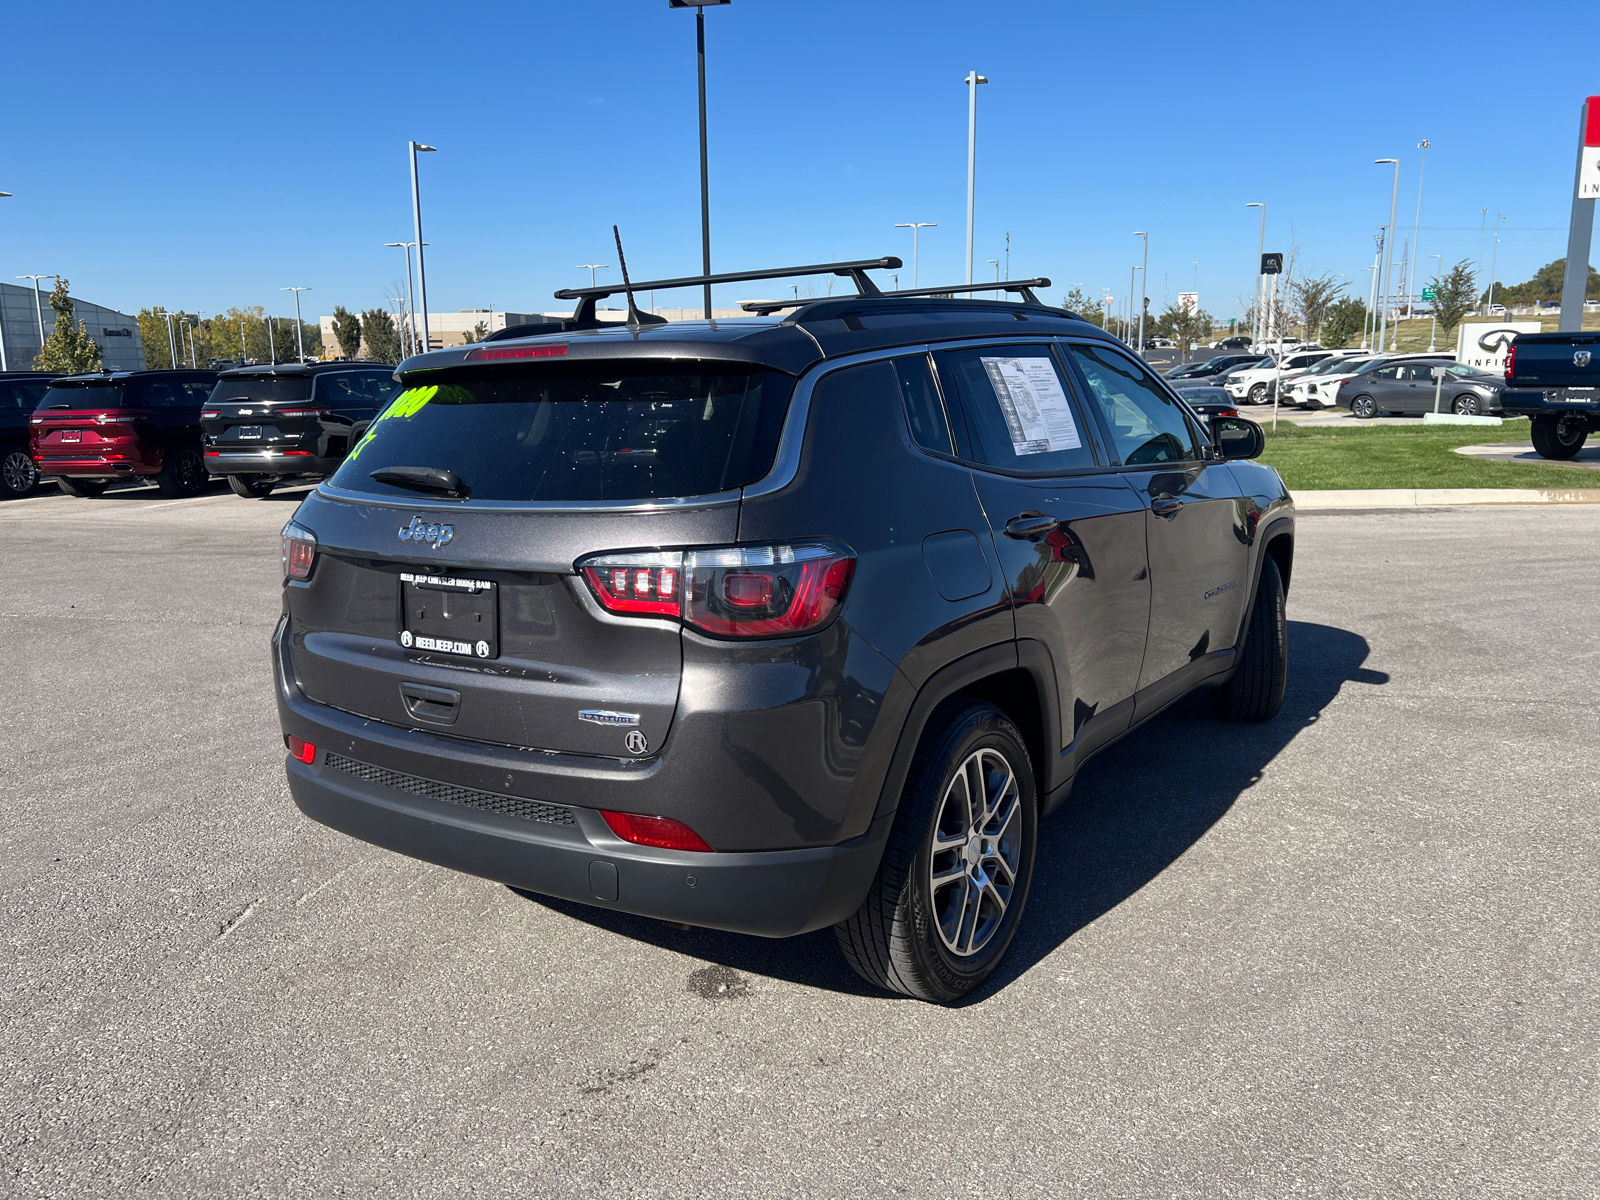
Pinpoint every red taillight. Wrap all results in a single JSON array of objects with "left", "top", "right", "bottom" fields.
[
  {"left": 204, "top": 451, "right": 219, "bottom": 457},
  {"left": 600, "top": 810, "right": 712, "bottom": 852},
  {"left": 200, "top": 410, "right": 220, "bottom": 419},
  {"left": 281, "top": 520, "right": 316, "bottom": 581},
  {"left": 282, "top": 450, "right": 313, "bottom": 456},
  {"left": 576, "top": 542, "right": 856, "bottom": 638},
  {"left": 285, "top": 735, "right": 317, "bottom": 764},
  {"left": 1504, "top": 343, "right": 1517, "bottom": 381},
  {"left": 464, "top": 343, "right": 569, "bottom": 362}
]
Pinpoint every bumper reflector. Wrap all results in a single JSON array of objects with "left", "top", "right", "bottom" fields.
[
  {"left": 600, "top": 810, "right": 712, "bottom": 852},
  {"left": 285, "top": 735, "right": 317, "bottom": 764}
]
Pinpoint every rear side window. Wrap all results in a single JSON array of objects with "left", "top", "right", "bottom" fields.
[
  {"left": 936, "top": 344, "right": 1096, "bottom": 473},
  {"left": 891, "top": 354, "right": 953, "bottom": 455},
  {"left": 364, "top": 373, "right": 402, "bottom": 405},
  {"left": 314, "top": 373, "right": 370, "bottom": 407},
  {"left": 1067, "top": 343, "right": 1202, "bottom": 466},
  {"left": 0, "top": 380, "right": 52, "bottom": 409},
  {"left": 332, "top": 363, "right": 794, "bottom": 502}
]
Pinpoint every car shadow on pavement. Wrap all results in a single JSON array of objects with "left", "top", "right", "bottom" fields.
[{"left": 513, "top": 620, "right": 1387, "bottom": 1002}]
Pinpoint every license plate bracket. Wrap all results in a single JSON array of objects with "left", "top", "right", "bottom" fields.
[
  {"left": 399, "top": 572, "right": 498, "bottom": 659},
  {"left": 238, "top": 425, "right": 263, "bottom": 440},
  {"left": 60, "top": 430, "right": 82, "bottom": 443}
]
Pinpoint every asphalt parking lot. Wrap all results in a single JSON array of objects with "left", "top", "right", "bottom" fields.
[{"left": 2, "top": 484, "right": 1596, "bottom": 1198}]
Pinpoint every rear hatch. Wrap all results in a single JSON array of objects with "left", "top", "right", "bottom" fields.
[
  {"left": 31, "top": 380, "right": 148, "bottom": 468},
  {"left": 202, "top": 375, "right": 326, "bottom": 458},
  {"left": 284, "top": 356, "right": 793, "bottom": 756},
  {"left": 1509, "top": 332, "right": 1600, "bottom": 390}
]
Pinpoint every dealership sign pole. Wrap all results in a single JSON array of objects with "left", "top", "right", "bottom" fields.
[{"left": 1559, "top": 96, "right": 1599, "bottom": 333}]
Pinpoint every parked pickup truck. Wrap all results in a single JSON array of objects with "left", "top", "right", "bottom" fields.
[{"left": 1500, "top": 331, "right": 1600, "bottom": 458}]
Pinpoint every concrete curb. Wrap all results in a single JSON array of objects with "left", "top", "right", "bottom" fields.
[{"left": 1294, "top": 487, "right": 1600, "bottom": 509}]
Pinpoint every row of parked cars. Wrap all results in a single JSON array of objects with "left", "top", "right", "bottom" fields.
[
  {"left": 1162, "top": 347, "right": 1508, "bottom": 418},
  {"left": 0, "top": 363, "right": 402, "bottom": 500}
]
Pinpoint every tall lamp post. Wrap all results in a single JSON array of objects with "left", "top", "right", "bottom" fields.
[
  {"left": 987, "top": 258, "right": 1000, "bottom": 298},
  {"left": 1246, "top": 202, "right": 1265, "bottom": 348},
  {"left": 894, "top": 222, "right": 936, "bottom": 288},
  {"left": 1374, "top": 158, "right": 1401, "bottom": 352},
  {"left": 1487, "top": 213, "right": 1506, "bottom": 313},
  {"left": 385, "top": 241, "right": 421, "bottom": 359},
  {"left": 16, "top": 274, "right": 56, "bottom": 352},
  {"left": 0, "top": 191, "right": 10, "bottom": 369},
  {"left": 281, "top": 287, "right": 311, "bottom": 361},
  {"left": 669, "top": 0, "right": 728, "bottom": 317},
  {"left": 1133, "top": 231, "right": 1149, "bottom": 352},
  {"left": 1408, "top": 139, "right": 1429, "bottom": 319},
  {"left": 964, "top": 70, "right": 988, "bottom": 285},
  {"left": 1426, "top": 253, "right": 1443, "bottom": 351},
  {"left": 409, "top": 141, "right": 437, "bottom": 350},
  {"left": 577, "top": 264, "right": 609, "bottom": 289}
]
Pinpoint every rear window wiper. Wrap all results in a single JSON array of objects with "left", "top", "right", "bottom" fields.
[{"left": 369, "top": 466, "right": 469, "bottom": 498}]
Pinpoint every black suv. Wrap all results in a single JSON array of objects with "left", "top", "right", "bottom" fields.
[
  {"left": 201, "top": 362, "right": 402, "bottom": 498},
  {"left": 0, "top": 371, "right": 59, "bottom": 498},
  {"left": 274, "top": 260, "right": 1294, "bottom": 1002}
]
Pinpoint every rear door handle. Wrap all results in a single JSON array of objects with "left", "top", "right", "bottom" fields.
[
  {"left": 400, "top": 681, "right": 460, "bottom": 725},
  {"left": 1150, "top": 495, "right": 1184, "bottom": 518},
  {"left": 1004, "top": 512, "right": 1060, "bottom": 539}
]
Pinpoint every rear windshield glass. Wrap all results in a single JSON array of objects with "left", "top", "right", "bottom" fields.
[
  {"left": 208, "top": 377, "right": 313, "bottom": 404},
  {"left": 331, "top": 363, "right": 794, "bottom": 502},
  {"left": 40, "top": 381, "right": 128, "bottom": 409}
]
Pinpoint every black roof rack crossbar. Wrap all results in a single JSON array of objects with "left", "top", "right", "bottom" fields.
[{"left": 740, "top": 276, "right": 1052, "bottom": 315}]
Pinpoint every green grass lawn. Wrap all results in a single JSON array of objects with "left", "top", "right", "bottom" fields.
[{"left": 1257, "top": 420, "right": 1598, "bottom": 490}]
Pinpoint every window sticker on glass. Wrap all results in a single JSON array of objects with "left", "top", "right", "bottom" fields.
[{"left": 979, "top": 356, "right": 1081, "bottom": 457}]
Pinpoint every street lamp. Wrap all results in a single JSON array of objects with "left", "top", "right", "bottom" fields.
[
  {"left": 576, "top": 264, "right": 610, "bottom": 289},
  {"left": 1133, "top": 232, "right": 1149, "bottom": 353},
  {"left": 964, "top": 70, "right": 988, "bottom": 285},
  {"left": 385, "top": 241, "right": 421, "bottom": 358},
  {"left": 1246, "top": 202, "right": 1265, "bottom": 348},
  {"left": 1375, "top": 158, "right": 1401, "bottom": 352},
  {"left": 0, "top": 191, "right": 11, "bottom": 370},
  {"left": 1487, "top": 213, "right": 1506, "bottom": 314},
  {"left": 409, "top": 142, "right": 437, "bottom": 350},
  {"left": 281, "top": 287, "right": 311, "bottom": 361},
  {"left": 16, "top": 274, "right": 57, "bottom": 351},
  {"left": 669, "top": 0, "right": 729, "bottom": 317},
  {"left": 987, "top": 258, "right": 1000, "bottom": 298},
  {"left": 1427, "top": 253, "right": 1443, "bottom": 351},
  {"left": 894, "top": 222, "right": 936, "bottom": 288},
  {"left": 1409, "top": 139, "right": 1429, "bottom": 320}
]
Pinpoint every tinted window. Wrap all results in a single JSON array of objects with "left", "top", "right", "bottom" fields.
[
  {"left": 1371, "top": 366, "right": 1401, "bottom": 380},
  {"left": 0, "top": 380, "right": 52, "bottom": 409},
  {"left": 330, "top": 363, "right": 793, "bottom": 502},
  {"left": 141, "top": 382, "right": 187, "bottom": 408},
  {"left": 891, "top": 355, "right": 952, "bottom": 455},
  {"left": 40, "top": 381, "right": 127, "bottom": 409},
  {"left": 936, "top": 345, "right": 1095, "bottom": 473},
  {"left": 364, "top": 373, "right": 402, "bottom": 405},
  {"left": 1068, "top": 343, "right": 1201, "bottom": 466},
  {"left": 314, "top": 373, "right": 370, "bottom": 408},
  {"left": 182, "top": 381, "right": 213, "bottom": 404},
  {"left": 208, "top": 376, "right": 313, "bottom": 404}
]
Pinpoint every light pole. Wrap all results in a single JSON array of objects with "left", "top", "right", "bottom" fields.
[
  {"left": 964, "top": 70, "right": 988, "bottom": 285},
  {"left": 281, "top": 287, "right": 311, "bottom": 361},
  {"left": 1246, "top": 202, "right": 1265, "bottom": 347},
  {"left": 1487, "top": 213, "right": 1506, "bottom": 313},
  {"left": 409, "top": 141, "right": 437, "bottom": 350},
  {"left": 1374, "top": 158, "right": 1400, "bottom": 352},
  {"left": 1127, "top": 265, "right": 1141, "bottom": 344},
  {"left": 386, "top": 241, "right": 421, "bottom": 358},
  {"left": 16, "top": 274, "right": 56, "bottom": 351},
  {"left": 0, "top": 192, "right": 10, "bottom": 369},
  {"left": 1360, "top": 264, "right": 1377, "bottom": 350},
  {"left": 1427, "top": 253, "right": 1443, "bottom": 351},
  {"left": 576, "top": 264, "right": 609, "bottom": 289},
  {"left": 1408, "top": 139, "right": 1429, "bottom": 319},
  {"left": 1133, "top": 231, "right": 1149, "bottom": 352},
  {"left": 894, "top": 223, "right": 936, "bottom": 288},
  {"left": 669, "top": 0, "right": 726, "bottom": 317},
  {"left": 157, "top": 308, "right": 179, "bottom": 369},
  {"left": 1476, "top": 206, "right": 1489, "bottom": 313},
  {"left": 987, "top": 259, "right": 1000, "bottom": 298}
]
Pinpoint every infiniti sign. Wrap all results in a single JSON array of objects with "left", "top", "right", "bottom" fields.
[
  {"left": 399, "top": 515, "right": 454, "bottom": 549},
  {"left": 1457, "top": 321, "right": 1540, "bottom": 372}
]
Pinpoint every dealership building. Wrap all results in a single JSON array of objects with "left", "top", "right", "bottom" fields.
[{"left": 0, "top": 282, "right": 145, "bottom": 372}]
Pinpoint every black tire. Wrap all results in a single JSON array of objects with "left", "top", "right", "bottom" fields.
[
  {"left": 1, "top": 448, "right": 39, "bottom": 499},
  {"left": 156, "top": 444, "right": 207, "bottom": 498},
  {"left": 1349, "top": 394, "right": 1377, "bottom": 420},
  {"left": 56, "top": 476, "right": 110, "bottom": 498},
  {"left": 227, "top": 474, "right": 277, "bottom": 499},
  {"left": 1213, "top": 555, "right": 1288, "bottom": 722},
  {"left": 835, "top": 700, "right": 1038, "bottom": 1004},
  {"left": 1451, "top": 394, "right": 1481, "bottom": 416},
  {"left": 1530, "top": 415, "right": 1588, "bottom": 460},
  {"left": 1248, "top": 382, "right": 1268, "bottom": 405}
]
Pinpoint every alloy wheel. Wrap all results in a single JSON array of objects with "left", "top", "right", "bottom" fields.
[
  {"left": 1453, "top": 395, "right": 1480, "bottom": 416},
  {"left": 928, "top": 747, "right": 1023, "bottom": 957},
  {"left": 2, "top": 450, "right": 38, "bottom": 496}
]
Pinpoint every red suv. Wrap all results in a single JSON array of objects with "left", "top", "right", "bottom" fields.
[{"left": 31, "top": 369, "right": 219, "bottom": 498}]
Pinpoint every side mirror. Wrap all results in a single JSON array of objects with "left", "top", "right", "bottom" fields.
[{"left": 1212, "top": 415, "right": 1265, "bottom": 460}]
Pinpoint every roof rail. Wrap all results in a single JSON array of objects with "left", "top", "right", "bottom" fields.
[
  {"left": 739, "top": 276, "right": 1053, "bottom": 315},
  {"left": 552, "top": 256, "right": 901, "bottom": 328}
]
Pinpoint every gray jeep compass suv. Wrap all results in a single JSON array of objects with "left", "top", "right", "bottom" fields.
[{"left": 275, "top": 258, "right": 1294, "bottom": 1002}]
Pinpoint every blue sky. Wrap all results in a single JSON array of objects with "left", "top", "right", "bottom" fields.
[{"left": 3, "top": 0, "right": 1595, "bottom": 325}]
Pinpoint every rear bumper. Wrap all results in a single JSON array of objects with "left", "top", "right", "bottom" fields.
[
  {"left": 205, "top": 449, "right": 338, "bottom": 477},
  {"left": 285, "top": 753, "right": 890, "bottom": 937},
  {"left": 35, "top": 454, "right": 153, "bottom": 477},
  {"left": 1501, "top": 388, "right": 1600, "bottom": 418}
]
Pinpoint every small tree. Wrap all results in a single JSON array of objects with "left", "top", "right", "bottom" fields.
[
  {"left": 331, "top": 306, "right": 363, "bottom": 359},
  {"left": 361, "top": 308, "right": 402, "bottom": 364},
  {"left": 461, "top": 321, "right": 489, "bottom": 345},
  {"left": 1322, "top": 298, "right": 1368, "bottom": 348},
  {"left": 1290, "top": 273, "right": 1346, "bottom": 344},
  {"left": 1060, "top": 286, "right": 1103, "bottom": 325},
  {"left": 35, "top": 279, "right": 103, "bottom": 373},
  {"left": 1431, "top": 260, "right": 1477, "bottom": 347}
]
